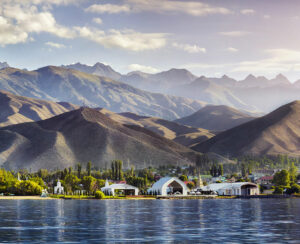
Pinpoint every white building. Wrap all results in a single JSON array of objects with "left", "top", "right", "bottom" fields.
[
  {"left": 147, "top": 177, "right": 188, "bottom": 196},
  {"left": 101, "top": 180, "right": 139, "bottom": 196},
  {"left": 54, "top": 180, "right": 64, "bottom": 194},
  {"left": 202, "top": 182, "right": 259, "bottom": 196}
]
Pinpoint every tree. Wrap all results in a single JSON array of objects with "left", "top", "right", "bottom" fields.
[
  {"left": 13, "top": 180, "right": 43, "bottom": 195},
  {"left": 64, "top": 174, "right": 80, "bottom": 194},
  {"left": 111, "top": 160, "right": 124, "bottom": 180},
  {"left": 286, "top": 184, "right": 300, "bottom": 194},
  {"left": 82, "top": 176, "right": 97, "bottom": 195},
  {"left": 273, "top": 169, "right": 290, "bottom": 188},
  {"left": 29, "top": 177, "right": 46, "bottom": 188},
  {"left": 77, "top": 163, "right": 82, "bottom": 178},
  {"left": 289, "top": 162, "right": 298, "bottom": 183},
  {"left": 95, "top": 191, "right": 105, "bottom": 199},
  {"left": 179, "top": 175, "right": 188, "bottom": 182},
  {"left": 273, "top": 186, "right": 284, "bottom": 194},
  {"left": 187, "top": 182, "right": 195, "bottom": 189},
  {"left": 87, "top": 162, "right": 92, "bottom": 176},
  {"left": 218, "top": 164, "right": 224, "bottom": 176},
  {"left": 241, "top": 163, "right": 247, "bottom": 178}
]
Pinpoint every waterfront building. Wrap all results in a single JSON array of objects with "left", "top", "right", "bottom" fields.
[
  {"left": 54, "top": 180, "right": 64, "bottom": 194},
  {"left": 147, "top": 177, "right": 188, "bottom": 196},
  {"left": 202, "top": 182, "right": 259, "bottom": 196},
  {"left": 101, "top": 180, "right": 139, "bottom": 196}
]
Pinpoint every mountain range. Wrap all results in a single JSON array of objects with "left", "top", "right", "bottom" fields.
[
  {"left": 63, "top": 62, "right": 300, "bottom": 113},
  {"left": 0, "top": 66, "right": 206, "bottom": 120},
  {"left": 193, "top": 101, "right": 300, "bottom": 157},
  {"left": 174, "top": 105, "right": 256, "bottom": 131},
  {"left": 0, "top": 108, "right": 202, "bottom": 171},
  {"left": 0, "top": 90, "right": 78, "bottom": 127}
]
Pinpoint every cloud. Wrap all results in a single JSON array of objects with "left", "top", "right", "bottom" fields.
[
  {"left": 0, "top": 3, "right": 75, "bottom": 45},
  {"left": 227, "top": 47, "right": 238, "bottom": 52},
  {"left": 86, "top": 4, "right": 131, "bottom": 14},
  {"left": 45, "top": 41, "right": 66, "bottom": 48},
  {"left": 0, "top": 16, "right": 28, "bottom": 46},
  {"left": 219, "top": 31, "right": 250, "bottom": 37},
  {"left": 240, "top": 9, "right": 255, "bottom": 15},
  {"left": 93, "top": 18, "right": 103, "bottom": 25},
  {"left": 75, "top": 27, "right": 167, "bottom": 51},
  {"left": 127, "top": 64, "right": 160, "bottom": 73},
  {"left": 172, "top": 42, "right": 206, "bottom": 53},
  {"left": 263, "top": 15, "right": 271, "bottom": 19},
  {"left": 85, "top": 0, "right": 232, "bottom": 16},
  {"left": 182, "top": 49, "right": 300, "bottom": 76}
]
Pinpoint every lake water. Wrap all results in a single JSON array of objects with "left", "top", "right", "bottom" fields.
[{"left": 0, "top": 199, "right": 299, "bottom": 243}]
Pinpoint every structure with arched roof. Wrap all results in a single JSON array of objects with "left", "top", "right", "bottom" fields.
[
  {"left": 201, "top": 182, "right": 259, "bottom": 196},
  {"left": 147, "top": 177, "right": 188, "bottom": 196}
]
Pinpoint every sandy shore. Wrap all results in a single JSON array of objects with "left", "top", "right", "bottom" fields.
[{"left": 0, "top": 196, "right": 55, "bottom": 200}]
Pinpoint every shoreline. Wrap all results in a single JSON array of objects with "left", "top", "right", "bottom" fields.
[{"left": 0, "top": 195, "right": 298, "bottom": 200}]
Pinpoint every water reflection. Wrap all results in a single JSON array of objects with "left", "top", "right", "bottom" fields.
[{"left": 0, "top": 199, "right": 299, "bottom": 242}]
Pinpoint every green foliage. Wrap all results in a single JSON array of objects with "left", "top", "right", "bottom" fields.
[
  {"left": 77, "top": 163, "right": 82, "bottom": 178},
  {"left": 273, "top": 169, "right": 290, "bottom": 188},
  {"left": 0, "top": 169, "right": 17, "bottom": 193},
  {"left": 288, "top": 162, "right": 298, "bottom": 183},
  {"left": 187, "top": 182, "right": 195, "bottom": 189},
  {"left": 87, "top": 162, "right": 92, "bottom": 176},
  {"left": 64, "top": 174, "right": 80, "bottom": 193},
  {"left": 126, "top": 176, "right": 147, "bottom": 188},
  {"left": 29, "top": 177, "right": 45, "bottom": 188},
  {"left": 179, "top": 175, "right": 188, "bottom": 182},
  {"left": 111, "top": 160, "right": 124, "bottom": 181},
  {"left": 95, "top": 191, "right": 105, "bottom": 199},
  {"left": 13, "top": 180, "right": 43, "bottom": 195},
  {"left": 286, "top": 184, "right": 300, "bottom": 194},
  {"left": 273, "top": 186, "right": 284, "bottom": 194},
  {"left": 82, "top": 176, "right": 97, "bottom": 195}
]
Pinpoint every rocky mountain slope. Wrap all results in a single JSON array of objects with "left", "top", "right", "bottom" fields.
[
  {"left": 0, "top": 66, "right": 206, "bottom": 120},
  {"left": 193, "top": 101, "right": 300, "bottom": 157},
  {"left": 0, "top": 108, "right": 202, "bottom": 170},
  {"left": 0, "top": 90, "right": 78, "bottom": 127},
  {"left": 100, "top": 110, "right": 214, "bottom": 147},
  {"left": 174, "top": 105, "right": 256, "bottom": 131}
]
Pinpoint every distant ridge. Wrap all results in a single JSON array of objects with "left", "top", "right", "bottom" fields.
[
  {"left": 0, "top": 108, "right": 203, "bottom": 170},
  {"left": 0, "top": 65, "right": 206, "bottom": 120},
  {"left": 175, "top": 105, "right": 256, "bottom": 131},
  {"left": 193, "top": 101, "right": 300, "bottom": 157}
]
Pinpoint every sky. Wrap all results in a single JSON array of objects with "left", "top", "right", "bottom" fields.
[{"left": 1, "top": 0, "right": 300, "bottom": 81}]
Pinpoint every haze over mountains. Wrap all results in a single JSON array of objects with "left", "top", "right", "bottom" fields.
[
  {"left": 0, "top": 108, "right": 202, "bottom": 171},
  {"left": 0, "top": 66, "right": 206, "bottom": 120},
  {"left": 174, "top": 105, "right": 256, "bottom": 131},
  {"left": 0, "top": 90, "right": 78, "bottom": 127},
  {"left": 63, "top": 62, "right": 300, "bottom": 113},
  {"left": 194, "top": 101, "right": 300, "bottom": 157}
]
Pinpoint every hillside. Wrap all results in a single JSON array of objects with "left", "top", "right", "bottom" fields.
[
  {"left": 0, "top": 66, "right": 206, "bottom": 120},
  {"left": 175, "top": 105, "right": 256, "bottom": 131},
  {"left": 62, "top": 62, "right": 122, "bottom": 80},
  {"left": 193, "top": 101, "right": 300, "bottom": 157},
  {"left": 0, "top": 90, "right": 78, "bottom": 127},
  {"left": 0, "top": 108, "right": 202, "bottom": 170},
  {"left": 111, "top": 111, "right": 215, "bottom": 147}
]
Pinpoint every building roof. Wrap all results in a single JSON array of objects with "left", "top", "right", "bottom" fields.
[
  {"left": 202, "top": 182, "right": 258, "bottom": 191},
  {"left": 101, "top": 183, "right": 138, "bottom": 190},
  {"left": 149, "top": 177, "right": 188, "bottom": 191},
  {"left": 257, "top": 176, "right": 273, "bottom": 181}
]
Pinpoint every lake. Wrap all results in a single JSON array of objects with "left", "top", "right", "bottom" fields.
[{"left": 0, "top": 199, "right": 299, "bottom": 243}]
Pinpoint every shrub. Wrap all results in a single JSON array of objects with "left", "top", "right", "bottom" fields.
[
  {"left": 286, "top": 184, "right": 300, "bottom": 194},
  {"left": 273, "top": 186, "right": 284, "bottom": 194},
  {"left": 13, "top": 180, "right": 43, "bottom": 195},
  {"left": 95, "top": 191, "right": 105, "bottom": 199}
]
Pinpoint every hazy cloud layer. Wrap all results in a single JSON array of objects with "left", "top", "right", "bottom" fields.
[{"left": 85, "top": 0, "right": 233, "bottom": 16}]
